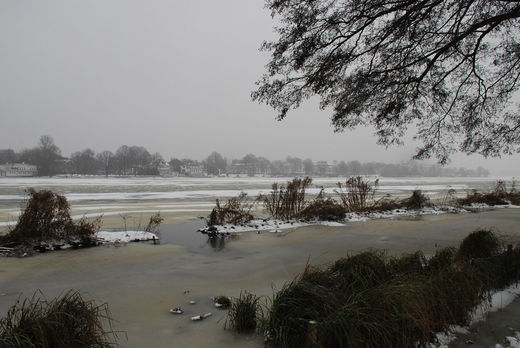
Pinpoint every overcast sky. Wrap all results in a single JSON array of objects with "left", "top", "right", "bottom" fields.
[{"left": 1, "top": 0, "right": 520, "bottom": 175}]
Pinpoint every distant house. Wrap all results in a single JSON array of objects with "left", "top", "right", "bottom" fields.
[
  {"left": 157, "top": 163, "right": 172, "bottom": 177},
  {"left": 181, "top": 164, "right": 207, "bottom": 177},
  {"left": 0, "top": 163, "right": 38, "bottom": 177}
]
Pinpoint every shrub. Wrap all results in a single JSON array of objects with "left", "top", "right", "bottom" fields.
[
  {"left": 0, "top": 189, "right": 99, "bottom": 248},
  {"left": 297, "top": 189, "right": 346, "bottom": 221},
  {"left": 226, "top": 291, "right": 262, "bottom": 333},
  {"left": 335, "top": 176, "right": 378, "bottom": 212},
  {"left": 207, "top": 192, "right": 255, "bottom": 226},
  {"left": 0, "top": 290, "right": 120, "bottom": 348},
  {"left": 400, "top": 190, "right": 430, "bottom": 209},
  {"left": 259, "top": 177, "right": 312, "bottom": 219}
]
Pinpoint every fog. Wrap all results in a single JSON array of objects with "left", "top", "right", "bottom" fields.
[{"left": 1, "top": 0, "right": 519, "bottom": 175}]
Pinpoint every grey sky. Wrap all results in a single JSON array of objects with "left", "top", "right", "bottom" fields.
[{"left": 1, "top": 0, "right": 519, "bottom": 175}]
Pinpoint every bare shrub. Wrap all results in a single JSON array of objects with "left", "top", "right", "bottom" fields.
[
  {"left": 208, "top": 192, "right": 255, "bottom": 226},
  {"left": 144, "top": 212, "right": 163, "bottom": 233},
  {"left": 259, "top": 177, "right": 312, "bottom": 219},
  {"left": 0, "top": 189, "right": 99, "bottom": 248},
  {"left": 400, "top": 190, "right": 430, "bottom": 209},
  {"left": 335, "top": 176, "right": 378, "bottom": 212}
]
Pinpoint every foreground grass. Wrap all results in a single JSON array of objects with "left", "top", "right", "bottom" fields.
[
  {"left": 227, "top": 229, "right": 520, "bottom": 347},
  {"left": 0, "top": 290, "right": 121, "bottom": 348}
]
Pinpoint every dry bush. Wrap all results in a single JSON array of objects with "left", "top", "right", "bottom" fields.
[
  {"left": 0, "top": 189, "right": 99, "bottom": 248},
  {"left": 400, "top": 190, "right": 430, "bottom": 209},
  {"left": 259, "top": 177, "right": 312, "bottom": 219},
  {"left": 335, "top": 176, "right": 378, "bottom": 212},
  {"left": 297, "top": 189, "right": 346, "bottom": 221},
  {"left": 144, "top": 212, "right": 163, "bottom": 233},
  {"left": 208, "top": 192, "right": 255, "bottom": 226}
]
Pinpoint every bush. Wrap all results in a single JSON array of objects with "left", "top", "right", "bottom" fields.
[
  {"left": 298, "top": 189, "right": 346, "bottom": 221},
  {"left": 0, "top": 189, "right": 99, "bottom": 248},
  {"left": 400, "top": 190, "right": 430, "bottom": 209},
  {"left": 258, "top": 177, "right": 312, "bottom": 220},
  {"left": 335, "top": 176, "right": 378, "bottom": 212},
  {"left": 207, "top": 192, "right": 255, "bottom": 226},
  {"left": 0, "top": 290, "right": 120, "bottom": 348}
]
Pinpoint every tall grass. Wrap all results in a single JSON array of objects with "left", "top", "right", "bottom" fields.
[
  {"left": 226, "top": 291, "right": 262, "bottom": 333},
  {"left": 263, "top": 230, "right": 520, "bottom": 347},
  {"left": 0, "top": 290, "right": 121, "bottom": 348}
]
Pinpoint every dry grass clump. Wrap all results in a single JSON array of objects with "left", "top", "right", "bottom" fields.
[
  {"left": 208, "top": 192, "right": 255, "bottom": 226},
  {"left": 456, "top": 229, "right": 501, "bottom": 260},
  {"left": 0, "top": 290, "right": 120, "bottom": 348},
  {"left": 226, "top": 291, "right": 262, "bottom": 333},
  {"left": 0, "top": 189, "right": 99, "bottom": 250},
  {"left": 263, "top": 230, "right": 520, "bottom": 347}
]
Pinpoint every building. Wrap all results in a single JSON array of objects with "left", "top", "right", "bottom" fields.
[{"left": 0, "top": 163, "right": 38, "bottom": 177}]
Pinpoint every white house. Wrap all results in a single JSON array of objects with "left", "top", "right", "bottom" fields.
[{"left": 0, "top": 163, "right": 38, "bottom": 177}]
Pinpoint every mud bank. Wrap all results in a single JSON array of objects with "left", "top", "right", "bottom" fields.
[{"left": 1, "top": 208, "right": 519, "bottom": 347}]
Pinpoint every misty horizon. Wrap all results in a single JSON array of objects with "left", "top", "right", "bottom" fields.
[{"left": 2, "top": 1, "right": 520, "bottom": 176}]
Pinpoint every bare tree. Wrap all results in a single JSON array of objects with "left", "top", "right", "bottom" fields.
[{"left": 253, "top": 0, "right": 520, "bottom": 163}]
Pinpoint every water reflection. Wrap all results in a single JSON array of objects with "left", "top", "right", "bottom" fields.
[
  {"left": 207, "top": 234, "right": 238, "bottom": 250},
  {"left": 159, "top": 220, "right": 240, "bottom": 252}
]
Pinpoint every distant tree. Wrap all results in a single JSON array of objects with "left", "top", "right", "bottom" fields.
[
  {"left": 0, "top": 149, "right": 17, "bottom": 164},
  {"left": 285, "top": 156, "right": 303, "bottom": 175},
  {"left": 96, "top": 150, "right": 114, "bottom": 177},
  {"left": 335, "top": 160, "right": 348, "bottom": 176},
  {"left": 205, "top": 152, "right": 227, "bottom": 175},
  {"left": 254, "top": 0, "right": 520, "bottom": 163},
  {"left": 347, "top": 160, "right": 361, "bottom": 176},
  {"left": 169, "top": 158, "right": 183, "bottom": 173},
  {"left": 70, "top": 149, "right": 99, "bottom": 175},
  {"left": 303, "top": 158, "right": 314, "bottom": 175},
  {"left": 19, "top": 135, "right": 62, "bottom": 176}
]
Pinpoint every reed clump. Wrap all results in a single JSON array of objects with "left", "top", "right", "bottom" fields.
[
  {"left": 263, "top": 230, "right": 520, "bottom": 348},
  {"left": 0, "top": 290, "right": 120, "bottom": 348},
  {"left": 226, "top": 291, "right": 262, "bottom": 333}
]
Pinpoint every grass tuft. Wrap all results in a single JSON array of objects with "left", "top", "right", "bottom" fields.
[
  {"left": 226, "top": 291, "right": 262, "bottom": 333},
  {"left": 0, "top": 290, "right": 121, "bottom": 348}
]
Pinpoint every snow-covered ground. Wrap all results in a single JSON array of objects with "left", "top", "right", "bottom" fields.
[
  {"left": 95, "top": 230, "right": 157, "bottom": 243},
  {"left": 430, "top": 284, "right": 520, "bottom": 348}
]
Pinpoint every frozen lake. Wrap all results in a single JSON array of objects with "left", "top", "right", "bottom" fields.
[{"left": 0, "top": 175, "right": 511, "bottom": 229}]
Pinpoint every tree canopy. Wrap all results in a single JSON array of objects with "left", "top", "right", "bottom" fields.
[{"left": 253, "top": 0, "right": 520, "bottom": 163}]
